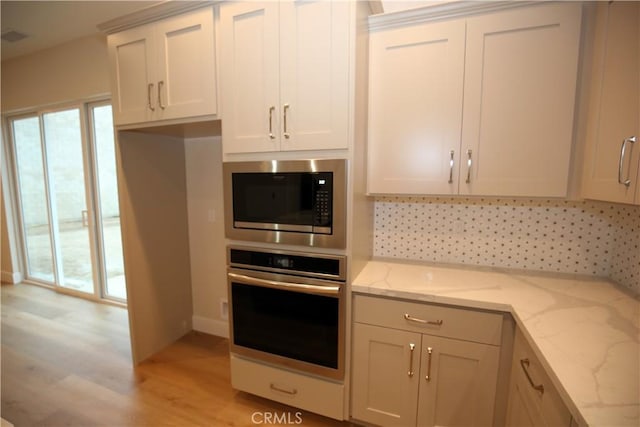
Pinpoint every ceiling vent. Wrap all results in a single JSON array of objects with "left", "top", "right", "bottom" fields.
[{"left": 1, "top": 30, "right": 29, "bottom": 43}]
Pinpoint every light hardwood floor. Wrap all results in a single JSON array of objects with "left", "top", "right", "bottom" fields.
[{"left": 1, "top": 283, "right": 353, "bottom": 426}]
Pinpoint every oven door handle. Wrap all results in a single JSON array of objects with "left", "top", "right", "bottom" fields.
[{"left": 228, "top": 272, "right": 340, "bottom": 296}]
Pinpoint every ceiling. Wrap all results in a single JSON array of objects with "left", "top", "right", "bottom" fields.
[{"left": 1, "top": 1, "right": 161, "bottom": 62}]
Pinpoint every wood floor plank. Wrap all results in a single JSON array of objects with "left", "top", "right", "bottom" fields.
[{"left": 1, "top": 283, "right": 353, "bottom": 426}]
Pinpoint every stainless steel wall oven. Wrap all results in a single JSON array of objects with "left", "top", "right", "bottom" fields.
[
  {"left": 227, "top": 246, "right": 346, "bottom": 380},
  {"left": 223, "top": 159, "right": 347, "bottom": 249}
]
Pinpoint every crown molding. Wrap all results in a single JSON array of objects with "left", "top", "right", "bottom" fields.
[
  {"left": 369, "top": 1, "right": 545, "bottom": 31},
  {"left": 97, "top": 0, "right": 219, "bottom": 34}
]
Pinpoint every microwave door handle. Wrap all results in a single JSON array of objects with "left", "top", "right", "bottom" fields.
[{"left": 228, "top": 272, "right": 340, "bottom": 296}]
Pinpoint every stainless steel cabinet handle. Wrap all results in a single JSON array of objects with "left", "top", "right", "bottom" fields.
[
  {"left": 465, "top": 149, "right": 472, "bottom": 184},
  {"left": 270, "top": 383, "right": 297, "bottom": 395},
  {"left": 408, "top": 343, "right": 416, "bottom": 377},
  {"left": 404, "top": 313, "right": 443, "bottom": 326},
  {"left": 147, "top": 83, "right": 155, "bottom": 111},
  {"left": 283, "top": 104, "right": 290, "bottom": 139},
  {"left": 425, "top": 347, "right": 433, "bottom": 381},
  {"left": 448, "top": 150, "right": 455, "bottom": 184},
  {"left": 158, "top": 81, "right": 165, "bottom": 110},
  {"left": 520, "top": 358, "right": 545, "bottom": 395},
  {"left": 618, "top": 136, "right": 636, "bottom": 187},
  {"left": 268, "top": 106, "right": 276, "bottom": 140}
]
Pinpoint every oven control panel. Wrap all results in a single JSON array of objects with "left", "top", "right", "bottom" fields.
[{"left": 228, "top": 246, "right": 346, "bottom": 281}]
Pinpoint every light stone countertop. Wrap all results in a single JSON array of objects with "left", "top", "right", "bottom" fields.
[{"left": 352, "top": 259, "right": 640, "bottom": 427}]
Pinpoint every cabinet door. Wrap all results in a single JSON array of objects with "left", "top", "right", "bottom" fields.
[
  {"left": 220, "top": 2, "right": 280, "bottom": 154},
  {"left": 367, "top": 20, "right": 465, "bottom": 194},
  {"left": 416, "top": 335, "right": 500, "bottom": 427},
  {"left": 279, "top": 1, "right": 350, "bottom": 151},
  {"left": 351, "top": 323, "right": 421, "bottom": 426},
  {"left": 506, "top": 376, "right": 544, "bottom": 427},
  {"left": 461, "top": 3, "right": 582, "bottom": 197},
  {"left": 506, "top": 329, "right": 573, "bottom": 427},
  {"left": 154, "top": 7, "right": 217, "bottom": 121},
  {"left": 107, "top": 24, "right": 155, "bottom": 125},
  {"left": 582, "top": 1, "right": 640, "bottom": 204}
]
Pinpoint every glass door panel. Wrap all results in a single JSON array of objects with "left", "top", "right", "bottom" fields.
[
  {"left": 91, "top": 104, "right": 127, "bottom": 301},
  {"left": 12, "top": 116, "right": 55, "bottom": 282},
  {"left": 8, "top": 101, "right": 126, "bottom": 304},
  {"left": 43, "top": 109, "right": 95, "bottom": 294}
]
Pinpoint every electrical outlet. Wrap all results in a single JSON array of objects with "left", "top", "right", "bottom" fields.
[{"left": 220, "top": 298, "right": 229, "bottom": 321}]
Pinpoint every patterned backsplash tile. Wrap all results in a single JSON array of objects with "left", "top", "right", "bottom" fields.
[{"left": 374, "top": 197, "right": 640, "bottom": 295}]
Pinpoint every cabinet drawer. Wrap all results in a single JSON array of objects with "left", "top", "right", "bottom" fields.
[
  {"left": 353, "top": 295, "right": 503, "bottom": 345},
  {"left": 510, "top": 329, "right": 572, "bottom": 426},
  {"left": 230, "top": 355, "right": 344, "bottom": 420}
]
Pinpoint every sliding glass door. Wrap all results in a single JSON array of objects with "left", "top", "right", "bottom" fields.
[
  {"left": 89, "top": 103, "right": 126, "bottom": 300},
  {"left": 12, "top": 116, "right": 56, "bottom": 283},
  {"left": 8, "top": 101, "right": 126, "bottom": 302}
]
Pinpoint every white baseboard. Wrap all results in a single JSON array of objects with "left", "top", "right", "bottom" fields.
[
  {"left": 192, "top": 315, "right": 229, "bottom": 338},
  {"left": 1, "top": 271, "right": 23, "bottom": 284}
]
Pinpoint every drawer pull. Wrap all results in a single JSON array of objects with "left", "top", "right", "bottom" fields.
[
  {"left": 270, "top": 383, "right": 298, "bottom": 396},
  {"left": 425, "top": 347, "right": 433, "bottom": 382},
  {"left": 404, "top": 313, "right": 443, "bottom": 326},
  {"left": 520, "top": 358, "right": 545, "bottom": 395},
  {"left": 408, "top": 343, "right": 416, "bottom": 377}
]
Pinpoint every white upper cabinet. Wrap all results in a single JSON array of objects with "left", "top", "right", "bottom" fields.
[
  {"left": 581, "top": 1, "right": 640, "bottom": 205},
  {"left": 368, "top": 3, "right": 582, "bottom": 197},
  {"left": 461, "top": 4, "right": 581, "bottom": 197},
  {"left": 219, "top": 1, "right": 350, "bottom": 154},
  {"left": 368, "top": 19, "right": 465, "bottom": 194},
  {"left": 107, "top": 7, "right": 217, "bottom": 126}
]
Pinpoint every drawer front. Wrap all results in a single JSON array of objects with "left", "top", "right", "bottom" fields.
[
  {"left": 353, "top": 295, "right": 503, "bottom": 345},
  {"left": 511, "top": 329, "right": 572, "bottom": 427},
  {"left": 230, "top": 354, "right": 345, "bottom": 421}
]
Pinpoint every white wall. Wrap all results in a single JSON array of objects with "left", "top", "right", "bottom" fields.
[
  {"left": 1, "top": 34, "right": 111, "bottom": 112},
  {"left": 185, "top": 137, "right": 228, "bottom": 337}
]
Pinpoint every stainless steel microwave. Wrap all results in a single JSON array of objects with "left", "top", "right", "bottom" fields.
[{"left": 223, "top": 159, "right": 347, "bottom": 249}]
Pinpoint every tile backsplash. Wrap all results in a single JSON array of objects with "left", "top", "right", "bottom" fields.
[{"left": 374, "top": 197, "right": 640, "bottom": 295}]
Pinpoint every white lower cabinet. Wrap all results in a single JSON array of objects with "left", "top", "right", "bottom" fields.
[
  {"left": 351, "top": 295, "right": 503, "bottom": 427},
  {"left": 506, "top": 329, "right": 574, "bottom": 427}
]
